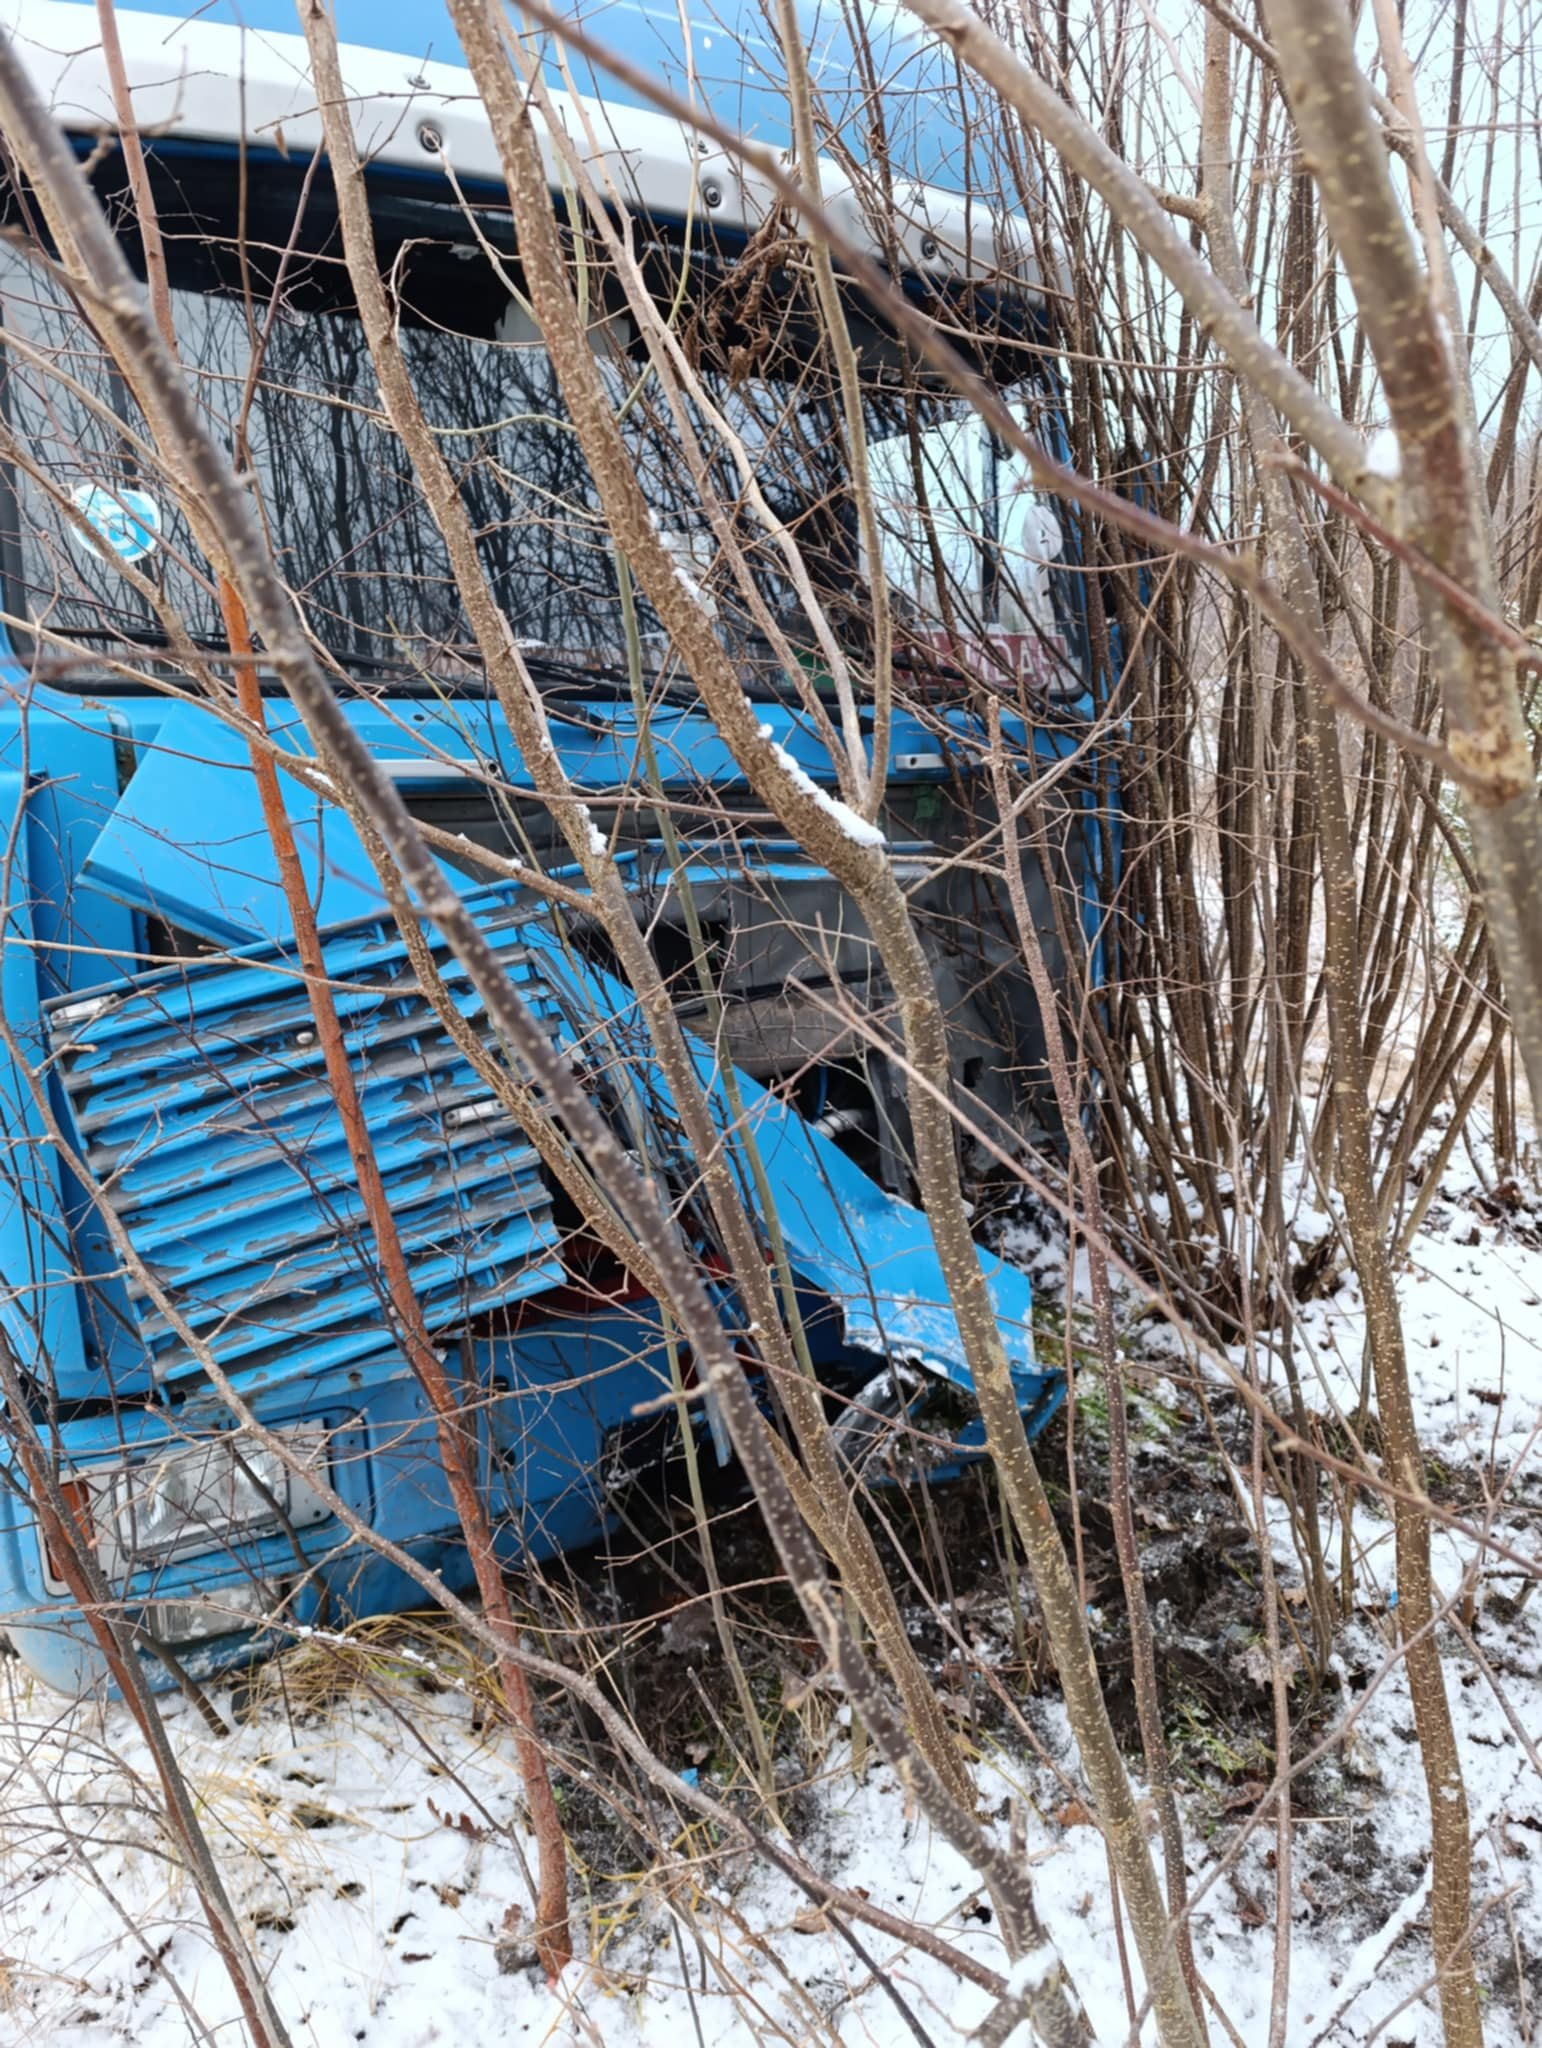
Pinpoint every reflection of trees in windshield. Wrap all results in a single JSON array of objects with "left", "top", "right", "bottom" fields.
[
  {"left": 1, "top": 227, "right": 1078, "bottom": 701},
  {"left": 0, "top": 247, "right": 855, "bottom": 679}
]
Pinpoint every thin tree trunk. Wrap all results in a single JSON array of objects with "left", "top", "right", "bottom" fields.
[
  {"left": 1202, "top": 25, "right": 1484, "bottom": 2044},
  {"left": 85, "top": 1, "right": 576, "bottom": 1974},
  {"left": 298, "top": 0, "right": 977, "bottom": 1821},
  {"left": 990, "top": 717, "right": 1207, "bottom": 2035}
]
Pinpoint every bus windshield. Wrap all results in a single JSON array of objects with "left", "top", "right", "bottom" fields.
[{"left": 0, "top": 157, "right": 1081, "bottom": 700}]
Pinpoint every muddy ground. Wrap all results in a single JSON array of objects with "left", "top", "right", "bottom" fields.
[{"left": 484, "top": 1345, "right": 1542, "bottom": 2036}]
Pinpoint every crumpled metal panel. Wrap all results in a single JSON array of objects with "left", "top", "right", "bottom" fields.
[
  {"left": 46, "top": 901, "right": 568, "bottom": 1385},
  {"left": 526, "top": 915, "right": 1051, "bottom": 1409}
]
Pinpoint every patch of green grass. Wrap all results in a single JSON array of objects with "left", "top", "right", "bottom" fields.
[
  {"left": 1167, "top": 1688, "right": 1273, "bottom": 1825},
  {"left": 1031, "top": 1301, "right": 1187, "bottom": 1452},
  {"left": 1072, "top": 1376, "right": 1110, "bottom": 1438}
]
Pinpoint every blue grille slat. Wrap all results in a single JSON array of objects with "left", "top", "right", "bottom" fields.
[
  {"left": 84, "top": 1079, "right": 536, "bottom": 1217},
  {"left": 125, "top": 1140, "right": 545, "bottom": 1282},
  {"left": 119, "top": 1136, "right": 547, "bottom": 1284},
  {"left": 59, "top": 942, "right": 552, "bottom": 1112},
  {"left": 76, "top": 1054, "right": 511, "bottom": 1181},
  {"left": 47, "top": 903, "right": 569, "bottom": 1386}
]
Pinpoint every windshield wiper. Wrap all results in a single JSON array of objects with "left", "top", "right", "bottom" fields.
[{"left": 29, "top": 623, "right": 434, "bottom": 687}]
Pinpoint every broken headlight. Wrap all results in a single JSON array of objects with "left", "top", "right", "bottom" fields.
[
  {"left": 114, "top": 1432, "right": 331, "bottom": 1560},
  {"left": 41, "top": 1426, "right": 332, "bottom": 1590},
  {"left": 135, "top": 1578, "right": 292, "bottom": 1648}
]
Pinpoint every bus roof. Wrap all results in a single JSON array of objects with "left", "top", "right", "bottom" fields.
[{"left": 8, "top": 0, "right": 1054, "bottom": 295}]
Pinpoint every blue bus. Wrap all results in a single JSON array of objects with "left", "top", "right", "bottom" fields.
[{"left": 0, "top": 0, "right": 1105, "bottom": 1692}]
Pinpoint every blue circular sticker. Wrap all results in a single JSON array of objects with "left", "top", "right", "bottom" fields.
[{"left": 71, "top": 483, "right": 162, "bottom": 564}]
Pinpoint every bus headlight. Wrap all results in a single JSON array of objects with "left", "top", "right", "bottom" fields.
[
  {"left": 115, "top": 1432, "right": 330, "bottom": 1559},
  {"left": 41, "top": 1427, "right": 332, "bottom": 1590},
  {"left": 137, "top": 1579, "right": 290, "bottom": 1648}
]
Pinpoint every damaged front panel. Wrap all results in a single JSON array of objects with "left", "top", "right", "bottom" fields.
[{"left": 0, "top": 689, "right": 1064, "bottom": 1695}]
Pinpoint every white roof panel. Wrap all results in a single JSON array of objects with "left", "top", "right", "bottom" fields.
[{"left": 5, "top": 0, "right": 1049, "bottom": 295}]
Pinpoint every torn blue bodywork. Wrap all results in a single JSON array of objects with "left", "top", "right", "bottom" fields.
[{"left": 0, "top": 685, "right": 1069, "bottom": 1696}]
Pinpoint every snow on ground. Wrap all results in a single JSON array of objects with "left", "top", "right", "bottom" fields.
[
  {"left": 1228, "top": 1150, "right": 1542, "bottom": 2043},
  {"left": 3, "top": 1598, "right": 1539, "bottom": 2048},
  {"left": 1287, "top": 1158, "right": 1542, "bottom": 1472},
  {"left": 0, "top": 1161, "right": 1539, "bottom": 2046},
  {"left": 0, "top": 1656, "right": 1024, "bottom": 2048}
]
